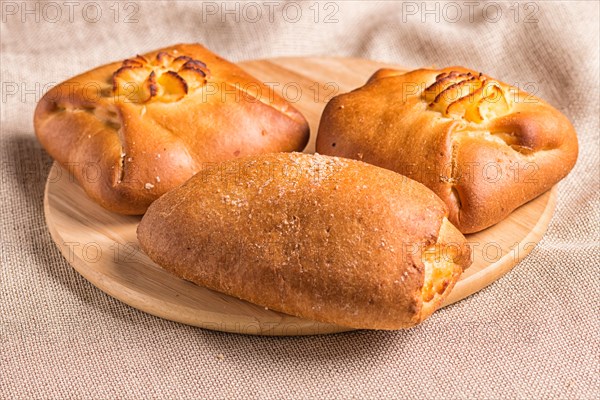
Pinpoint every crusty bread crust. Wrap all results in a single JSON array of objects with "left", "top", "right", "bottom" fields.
[
  {"left": 34, "top": 44, "right": 309, "bottom": 214},
  {"left": 316, "top": 67, "right": 578, "bottom": 233},
  {"left": 137, "top": 152, "right": 471, "bottom": 330}
]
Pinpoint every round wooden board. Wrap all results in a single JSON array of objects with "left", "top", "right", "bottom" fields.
[{"left": 43, "top": 57, "right": 557, "bottom": 336}]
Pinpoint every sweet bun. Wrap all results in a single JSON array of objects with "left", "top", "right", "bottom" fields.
[
  {"left": 34, "top": 44, "right": 309, "bottom": 214},
  {"left": 316, "top": 67, "right": 578, "bottom": 233}
]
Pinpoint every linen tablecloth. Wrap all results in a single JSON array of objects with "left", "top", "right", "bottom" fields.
[{"left": 1, "top": 1, "right": 598, "bottom": 398}]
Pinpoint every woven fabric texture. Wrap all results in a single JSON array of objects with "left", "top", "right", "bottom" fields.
[{"left": 1, "top": 1, "right": 599, "bottom": 398}]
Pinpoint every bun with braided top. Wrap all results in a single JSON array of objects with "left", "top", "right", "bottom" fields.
[
  {"left": 35, "top": 44, "right": 309, "bottom": 214},
  {"left": 316, "top": 66, "right": 578, "bottom": 233}
]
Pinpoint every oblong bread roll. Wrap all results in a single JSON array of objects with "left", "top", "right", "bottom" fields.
[{"left": 137, "top": 152, "right": 471, "bottom": 330}]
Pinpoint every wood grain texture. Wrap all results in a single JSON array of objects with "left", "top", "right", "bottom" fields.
[{"left": 43, "top": 57, "right": 557, "bottom": 335}]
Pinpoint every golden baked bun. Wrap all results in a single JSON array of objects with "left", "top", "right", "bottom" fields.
[
  {"left": 137, "top": 152, "right": 472, "bottom": 330},
  {"left": 34, "top": 44, "right": 309, "bottom": 214},
  {"left": 316, "top": 67, "right": 578, "bottom": 233}
]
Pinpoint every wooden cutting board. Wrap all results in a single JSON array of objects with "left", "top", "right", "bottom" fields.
[{"left": 43, "top": 57, "right": 557, "bottom": 336}]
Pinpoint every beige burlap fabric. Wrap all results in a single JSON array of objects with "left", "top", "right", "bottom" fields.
[{"left": 1, "top": 1, "right": 599, "bottom": 398}]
